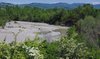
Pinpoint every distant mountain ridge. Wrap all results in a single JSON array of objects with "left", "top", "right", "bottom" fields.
[
  {"left": 0, "top": 2, "right": 14, "bottom": 7},
  {"left": 0, "top": 2, "right": 100, "bottom": 9}
]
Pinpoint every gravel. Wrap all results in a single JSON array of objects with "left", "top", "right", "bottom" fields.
[{"left": 0, "top": 21, "right": 69, "bottom": 43}]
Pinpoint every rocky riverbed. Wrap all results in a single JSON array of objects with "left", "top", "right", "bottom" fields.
[{"left": 0, "top": 21, "right": 69, "bottom": 43}]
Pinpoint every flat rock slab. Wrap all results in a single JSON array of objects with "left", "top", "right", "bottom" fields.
[{"left": 0, "top": 21, "right": 69, "bottom": 43}]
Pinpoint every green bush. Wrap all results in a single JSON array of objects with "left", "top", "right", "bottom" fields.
[
  {"left": 0, "top": 40, "right": 44, "bottom": 59},
  {"left": 0, "top": 27, "right": 99, "bottom": 59}
]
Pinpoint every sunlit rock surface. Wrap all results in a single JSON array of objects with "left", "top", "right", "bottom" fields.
[{"left": 0, "top": 21, "right": 69, "bottom": 43}]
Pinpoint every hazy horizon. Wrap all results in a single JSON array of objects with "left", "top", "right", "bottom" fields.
[{"left": 0, "top": 0, "right": 100, "bottom": 4}]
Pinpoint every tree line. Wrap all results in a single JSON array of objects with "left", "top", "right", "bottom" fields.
[{"left": 0, "top": 4, "right": 99, "bottom": 26}]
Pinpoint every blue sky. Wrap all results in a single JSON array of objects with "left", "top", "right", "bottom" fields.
[{"left": 0, "top": 0, "right": 100, "bottom": 4}]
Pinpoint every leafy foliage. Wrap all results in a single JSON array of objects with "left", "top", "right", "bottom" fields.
[
  {"left": 77, "top": 16, "right": 100, "bottom": 48},
  {"left": 0, "top": 4, "right": 99, "bottom": 27}
]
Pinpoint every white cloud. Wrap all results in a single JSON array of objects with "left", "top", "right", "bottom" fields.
[{"left": 92, "top": 2, "right": 100, "bottom": 5}]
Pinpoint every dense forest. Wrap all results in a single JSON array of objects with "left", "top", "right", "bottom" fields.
[
  {"left": 0, "top": 4, "right": 99, "bottom": 25},
  {"left": 0, "top": 4, "right": 100, "bottom": 59}
]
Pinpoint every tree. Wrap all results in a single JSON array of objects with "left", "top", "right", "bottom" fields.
[{"left": 77, "top": 16, "right": 100, "bottom": 48}]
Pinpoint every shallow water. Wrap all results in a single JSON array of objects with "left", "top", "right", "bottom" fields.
[{"left": 0, "top": 21, "right": 69, "bottom": 43}]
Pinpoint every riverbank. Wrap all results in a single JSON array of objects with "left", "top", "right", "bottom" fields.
[{"left": 0, "top": 21, "right": 69, "bottom": 43}]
